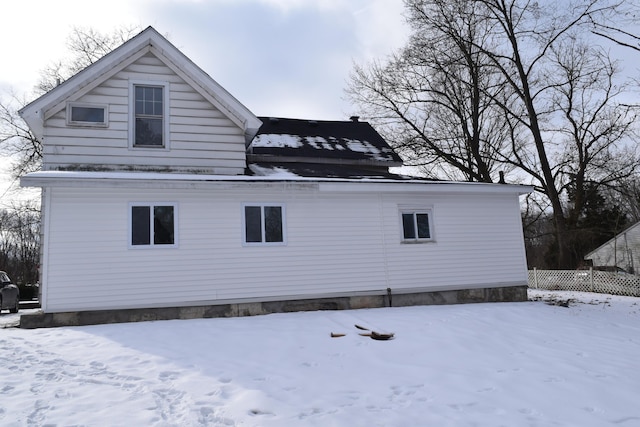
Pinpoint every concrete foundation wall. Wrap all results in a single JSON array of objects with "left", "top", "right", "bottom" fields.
[{"left": 19, "top": 285, "right": 528, "bottom": 329}]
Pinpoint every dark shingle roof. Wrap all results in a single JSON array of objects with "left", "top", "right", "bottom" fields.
[
  {"left": 248, "top": 117, "right": 403, "bottom": 166},
  {"left": 247, "top": 162, "right": 418, "bottom": 180}
]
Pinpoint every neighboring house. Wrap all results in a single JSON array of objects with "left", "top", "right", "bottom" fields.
[
  {"left": 18, "top": 27, "right": 532, "bottom": 327},
  {"left": 584, "top": 221, "right": 640, "bottom": 274}
]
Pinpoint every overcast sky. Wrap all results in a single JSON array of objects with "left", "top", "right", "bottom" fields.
[
  {"left": 0, "top": 0, "right": 410, "bottom": 203},
  {"left": 0, "top": 0, "right": 409, "bottom": 120}
]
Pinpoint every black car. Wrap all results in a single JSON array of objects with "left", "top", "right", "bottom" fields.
[{"left": 0, "top": 271, "right": 19, "bottom": 313}]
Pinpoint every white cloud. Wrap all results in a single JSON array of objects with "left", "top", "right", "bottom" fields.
[
  {"left": 1, "top": 0, "right": 409, "bottom": 117},
  {"left": 0, "top": 0, "right": 142, "bottom": 95},
  {"left": 351, "top": 1, "right": 409, "bottom": 62}
]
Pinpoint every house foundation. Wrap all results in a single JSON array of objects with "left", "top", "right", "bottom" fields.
[{"left": 19, "top": 285, "right": 527, "bottom": 329}]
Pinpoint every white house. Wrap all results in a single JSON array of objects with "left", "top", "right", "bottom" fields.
[
  {"left": 18, "top": 27, "right": 531, "bottom": 327},
  {"left": 584, "top": 221, "right": 640, "bottom": 274}
]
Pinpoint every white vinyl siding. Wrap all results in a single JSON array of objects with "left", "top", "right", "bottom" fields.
[
  {"left": 383, "top": 194, "right": 527, "bottom": 289},
  {"left": 584, "top": 222, "right": 640, "bottom": 274},
  {"left": 39, "top": 184, "right": 528, "bottom": 313},
  {"left": 42, "top": 53, "right": 246, "bottom": 174}
]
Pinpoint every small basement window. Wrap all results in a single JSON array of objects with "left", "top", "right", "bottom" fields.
[
  {"left": 243, "top": 204, "right": 286, "bottom": 245},
  {"left": 130, "top": 203, "right": 177, "bottom": 248},
  {"left": 401, "top": 210, "right": 433, "bottom": 242},
  {"left": 66, "top": 103, "right": 108, "bottom": 127}
]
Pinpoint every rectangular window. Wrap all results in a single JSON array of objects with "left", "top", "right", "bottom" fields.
[
  {"left": 129, "top": 81, "right": 169, "bottom": 149},
  {"left": 66, "top": 103, "right": 108, "bottom": 127},
  {"left": 401, "top": 210, "right": 433, "bottom": 242},
  {"left": 243, "top": 204, "right": 285, "bottom": 245},
  {"left": 130, "top": 203, "right": 177, "bottom": 247},
  {"left": 134, "top": 85, "right": 163, "bottom": 146}
]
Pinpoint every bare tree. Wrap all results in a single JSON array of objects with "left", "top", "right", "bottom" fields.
[
  {"left": 0, "top": 202, "right": 40, "bottom": 284},
  {"left": 1, "top": 26, "right": 141, "bottom": 283},
  {"left": 612, "top": 177, "right": 640, "bottom": 222},
  {"left": 0, "top": 25, "right": 141, "bottom": 181},
  {"left": 35, "top": 25, "right": 141, "bottom": 94},
  {"left": 348, "top": 1, "right": 514, "bottom": 182},
  {"left": 584, "top": 1, "right": 640, "bottom": 52},
  {"left": 547, "top": 36, "right": 639, "bottom": 229},
  {"left": 349, "top": 0, "right": 640, "bottom": 268},
  {"left": 474, "top": 0, "right": 639, "bottom": 267},
  {"left": 0, "top": 92, "right": 41, "bottom": 179}
]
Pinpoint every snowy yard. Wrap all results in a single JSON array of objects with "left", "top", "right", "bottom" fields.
[{"left": 1, "top": 290, "right": 639, "bottom": 426}]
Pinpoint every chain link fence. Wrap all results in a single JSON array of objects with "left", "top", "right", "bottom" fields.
[{"left": 528, "top": 268, "right": 640, "bottom": 297}]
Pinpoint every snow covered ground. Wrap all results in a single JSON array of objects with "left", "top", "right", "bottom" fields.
[{"left": 1, "top": 290, "right": 639, "bottom": 426}]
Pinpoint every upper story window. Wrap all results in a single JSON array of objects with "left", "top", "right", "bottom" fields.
[
  {"left": 129, "top": 80, "right": 169, "bottom": 149},
  {"left": 66, "top": 102, "right": 108, "bottom": 127},
  {"left": 400, "top": 209, "right": 434, "bottom": 243}
]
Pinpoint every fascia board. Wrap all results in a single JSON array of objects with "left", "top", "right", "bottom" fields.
[
  {"left": 319, "top": 181, "right": 533, "bottom": 195},
  {"left": 20, "top": 173, "right": 320, "bottom": 192},
  {"left": 21, "top": 170, "right": 533, "bottom": 196},
  {"left": 246, "top": 154, "right": 403, "bottom": 168}
]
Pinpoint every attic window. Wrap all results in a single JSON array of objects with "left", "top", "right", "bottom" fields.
[
  {"left": 66, "top": 103, "right": 108, "bottom": 127},
  {"left": 129, "top": 80, "right": 170, "bottom": 149}
]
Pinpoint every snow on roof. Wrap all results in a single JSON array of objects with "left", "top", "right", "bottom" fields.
[
  {"left": 252, "top": 134, "right": 394, "bottom": 161},
  {"left": 252, "top": 134, "right": 304, "bottom": 149},
  {"left": 250, "top": 117, "right": 403, "bottom": 165},
  {"left": 248, "top": 163, "right": 415, "bottom": 180},
  {"left": 248, "top": 164, "right": 302, "bottom": 178}
]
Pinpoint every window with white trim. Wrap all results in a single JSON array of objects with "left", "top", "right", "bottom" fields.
[
  {"left": 129, "top": 81, "right": 169, "bottom": 148},
  {"left": 130, "top": 203, "right": 177, "bottom": 247},
  {"left": 243, "top": 204, "right": 286, "bottom": 245},
  {"left": 66, "top": 102, "right": 108, "bottom": 127},
  {"left": 400, "top": 210, "right": 433, "bottom": 242}
]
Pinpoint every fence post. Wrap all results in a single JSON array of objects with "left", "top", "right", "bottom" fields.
[
  {"left": 533, "top": 267, "right": 538, "bottom": 289},
  {"left": 589, "top": 267, "right": 594, "bottom": 293}
]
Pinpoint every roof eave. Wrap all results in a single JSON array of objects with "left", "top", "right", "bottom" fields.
[{"left": 20, "top": 170, "right": 534, "bottom": 196}]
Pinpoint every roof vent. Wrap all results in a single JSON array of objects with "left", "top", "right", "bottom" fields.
[{"left": 349, "top": 116, "right": 360, "bottom": 122}]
